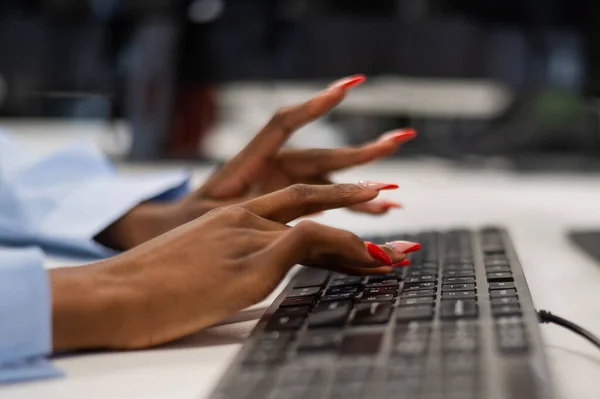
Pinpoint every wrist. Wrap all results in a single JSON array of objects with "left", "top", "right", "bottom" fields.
[
  {"left": 95, "top": 203, "right": 174, "bottom": 250},
  {"left": 50, "top": 260, "right": 141, "bottom": 351}
]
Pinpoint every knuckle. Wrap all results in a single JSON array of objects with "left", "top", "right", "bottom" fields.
[
  {"left": 223, "top": 206, "right": 253, "bottom": 222},
  {"left": 270, "top": 107, "right": 294, "bottom": 131},
  {"left": 293, "top": 220, "right": 319, "bottom": 237}
]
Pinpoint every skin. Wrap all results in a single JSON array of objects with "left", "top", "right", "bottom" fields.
[
  {"left": 96, "top": 78, "right": 415, "bottom": 250},
  {"left": 50, "top": 183, "right": 409, "bottom": 351}
]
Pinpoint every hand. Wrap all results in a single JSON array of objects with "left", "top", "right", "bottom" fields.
[
  {"left": 51, "top": 183, "right": 420, "bottom": 351},
  {"left": 98, "top": 75, "right": 416, "bottom": 250}
]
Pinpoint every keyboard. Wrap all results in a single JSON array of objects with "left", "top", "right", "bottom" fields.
[{"left": 208, "top": 228, "right": 555, "bottom": 399}]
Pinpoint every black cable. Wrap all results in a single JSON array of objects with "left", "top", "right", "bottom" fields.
[{"left": 537, "top": 309, "right": 600, "bottom": 351}]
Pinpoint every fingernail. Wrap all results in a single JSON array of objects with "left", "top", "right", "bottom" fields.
[
  {"left": 364, "top": 242, "right": 393, "bottom": 266},
  {"left": 393, "top": 259, "right": 411, "bottom": 267},
  {"left": 378, "top": 128, "right": 417, "bottom": 144},
  {"left": 378, "top": 201, "right": 403, "bottom": 209},
  {"left": 358, "top": 181, "right": 399, "bottom": 191},
  {"left": 328, "top": 74, "right": 366, "bottom": 90},
  {"left": 386, "top": 241, "right": 422, "bottom": 253}
]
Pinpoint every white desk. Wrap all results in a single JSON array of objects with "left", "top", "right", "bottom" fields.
[{"left": 2, "top": 160, "right": 600, "bottom": 399}]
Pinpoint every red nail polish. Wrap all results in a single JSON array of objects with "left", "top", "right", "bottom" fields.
[
  {"left": 358, "top": 181, "right": 399, "bottom": 191},
  {"left": 329, "top": 74, "right": 366, "bottom": 90},
  {"left": 378, "top": 128, "right": 417, "bottom": 144},
  {"left": 365, "top": 242, "right": 393, "bottom": 266},
  {"left": 403, "top": 243, "right": 422, "bottom": 253},
  {"left": 393, "top": 259, "right": 411, "bottom": 267},
  {"left": 382, "top": 201, "right": 403, "bottom": 209}
]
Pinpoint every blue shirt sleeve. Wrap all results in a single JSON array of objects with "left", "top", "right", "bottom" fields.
[
  {"left": 0, "top": 129, "right": 191, "bottom": 258},
  {"left": 0, "top": 248, "right": 62, "bottom": 384}
]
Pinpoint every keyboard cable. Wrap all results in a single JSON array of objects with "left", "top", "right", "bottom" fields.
[{"left": 537, "top": 310, "right": 600, "bottom": 351}]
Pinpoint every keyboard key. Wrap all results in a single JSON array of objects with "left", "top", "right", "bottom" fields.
[
  {"left": 280, "top": 296, "right": 316, "bottom": 307},
  {"left": 308, "top": 300, "right": 351, "bottom": 328},
  {"left": 297, "top": 330, "right": 340, "bottom": 352},
  {"left": 485, "top": 265, "right": 511, "bottom": 273},
  {"left": 265, "top": 315, "right": 305, "bottom": 331},
  {"left": 406, "top": 269, "right": 438, "bottom": 277},
  {"left": 396, "top": 321, "right": 432, "bottom": 336},
  {"left": 399, "top": 297, "right": 436, "bottom": 306},
  {"left": 489, "top": 282, "right": 515, "bottom": 290},
  {"left": 490, "top": 289, "right": 517, "bottom": 298},
  {"left": 442, "top": 333, "right": 478, "bottom": 353},
  {"left": 340, "top": 332, "right": 383, "bottom": 356},
  {"left": 293, "top": 269, "right": 330, "bottom": 288},
  {"left": 491, "top": 297, "right": 519, "bottom": 306},
  {"left": 287, "top": 287, "right": 321, "bottom": 298},
  {"left": 405, "top": 275, "right": 436, "bottom": 284},
  {"left": 351, "top": 302, "right": 393, "bottom": 325},
  {"left": 329, "top": 277, "right": 363, "bottom": 287},
  {"left": 366, "top": 275, "right": 399, "bottom": 283},
  {"left": 403, "top": 282, "right": 436, "bottom": 291},
  {"left": 440, "top": 320, "right": 478, "bottom": 335},
  {"left": 492, "top": 304, "right": 522, "bottom": 317},
  {"left": 396, "top": 305, "right": 434, "bottom": 322},
  {"left": 365, "top": 280, "right": 399, "bottom": 288},
  {"left": 321, "top": 293, "right": 355, "bottom": 302},
  {"left": 326, "top": 286, "right": 358, "bottom": 295},
  {"left": 363, "top": 286, "right": 397, "bottom": 295},
  {"left": 274, "top": 305, "right": 311, "bottom": 317},
  {"left": 483, "top": 255, "right": 508, "bottom": 265},
  {"left": 497, "top": 327, "right": 528, "bottom": 353},
  {"left": 359, "top": 293, "right": 395, "bottom": 303},
  {"left": 444, "top": 264, "right": 474, "bottom": 271},
  {"left": 442, "top": 283, "right": 476, "bottom": 292},
  {"left": 400, "top": 289, "right": 436, "bottom": 298},
  {"left": 487, "top": 272, "right": 513, "bottom": 282},
  {"left": 394, "top": 336, "right": 429, "bottom": 357},
  {"left": 444, "top": 270, "right": 475, "bottom": 278},
  {"left": 442, "top": 291, "right": 476, "bottom": 300},
  {"left": 441, "top": 300, "right": 478, "bottom": 319},
  {"left": 443, "top": 276, "right": 475, "bottom": 284}
]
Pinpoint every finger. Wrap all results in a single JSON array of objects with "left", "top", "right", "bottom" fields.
[
  {"left": 349, "top": 200, "right": 403, "bottom": 215},
  {"left": 262, "top": 220, "right": 406, "bottom": 270},
  {"left": 201, "top": 75, "right": 366, "bottom": 197},
  {"left": 240, "top": 182, "right": 398, "bottom": 223},
  {"left": 281, "top": 128, "right": 416, "bottom": 176},
  {"left": 312, "top": 177, "right": 402, "bottom": 215}
]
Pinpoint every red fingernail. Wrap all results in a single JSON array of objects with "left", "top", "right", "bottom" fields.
[
  {"left": 358, "top": 181, "right": 399, "bottom": 191},
  {"left": 386, "top": 241, "right": 422, "bottom": 253},
  {"left": 393, "top": 259, "right": 411, "bottom": 267},
  {"left": 378, "top": 128, "right": 417, "bottom": 144},
  {"left": 365, "top": 242, "right": 393, "bottom": 266},
  {"left": 380, "top": 201, "right": 403, "bottom": 209},
  {"left": 328, "top": 74, "right": 366, "bottom": 90}
]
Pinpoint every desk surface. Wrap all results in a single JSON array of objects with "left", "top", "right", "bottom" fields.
[{"left": 2, "top": 160, "right": 600, "bottom": 399}]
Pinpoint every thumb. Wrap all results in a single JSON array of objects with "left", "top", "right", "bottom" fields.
[{"left": 239, "top": 181, "right": 398, "bottom": 223}]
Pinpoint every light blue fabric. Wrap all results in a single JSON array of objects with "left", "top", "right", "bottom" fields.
[
  {"left": 0, "top": 247, "right": 62, "bottom": 383},
  {"left": 0, "top": 130, "right": 190, "bottom": 258},
  {"left": 0, "top": 129, "right": 191, "bottom": 383}
]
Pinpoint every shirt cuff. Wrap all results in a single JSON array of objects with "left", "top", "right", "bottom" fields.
[
  {"left": 37, "top": 170, "right": 191, "bottom": 258},
  {"left": 0, "top": 248, "right": 62, "bottom": 383}
]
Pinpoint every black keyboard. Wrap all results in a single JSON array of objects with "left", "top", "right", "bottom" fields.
[{"left": 208, "top": 228, "right": 555, "bottom": 399}]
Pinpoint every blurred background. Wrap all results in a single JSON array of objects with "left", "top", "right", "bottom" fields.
[{"left": 1, "top": 0, "right": 599, "bottom": 169}]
